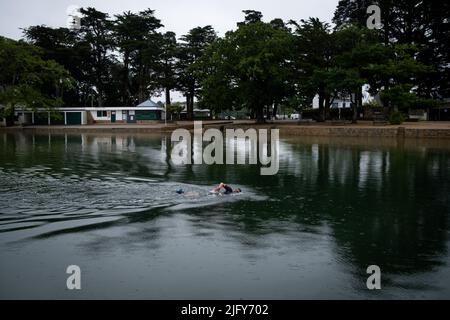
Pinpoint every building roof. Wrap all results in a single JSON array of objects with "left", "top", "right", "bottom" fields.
[
  {"left": 85, "top": 106, "right": 165, "bottom": 111},
  {"left": 137, "top": 99, "right": 159, "bottom": 108}
]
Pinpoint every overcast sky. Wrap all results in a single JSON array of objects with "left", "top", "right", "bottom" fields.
[
  {"left": 0, "top": 0, "right": 339, "bottom": 40},
  {"left": 0, "top": 0, "right": 339, "bottom": 102}
]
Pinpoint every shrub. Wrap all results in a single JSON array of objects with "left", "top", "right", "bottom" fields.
[
  {"left": 363, "top": 100, "right": 380, "bottom": 108},
  {"left": 389, "top": 111, "right": 405, "bottom": 125}
]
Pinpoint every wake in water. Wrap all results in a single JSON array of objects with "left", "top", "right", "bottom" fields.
[{"left": 0, "top": 166, "right": 266, "bottom": 238}]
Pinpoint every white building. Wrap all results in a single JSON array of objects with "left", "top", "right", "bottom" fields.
[
  {"left": 14, "top": 108, "right": 88, "bottom": 125},
  {"left": 312, "top": 95, "right": 353, "bottom": 109},
  {"left": 8, "top": 99, "right": 165, "bottom": 126},
  {"left": 312, "top": 85, "right": 372, "bottom": 109},
  {"left": 86, "top": 99, "right": 165, "bottom": 124}
]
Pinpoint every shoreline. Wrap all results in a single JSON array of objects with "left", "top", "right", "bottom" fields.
[{"left": 2, "top": 121, "right": 450, "bottom": 139}]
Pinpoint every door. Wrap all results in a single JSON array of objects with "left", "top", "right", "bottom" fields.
[
  {"left": 66, "top": 112, "right": 82, "bottom": 125},
  {"left": 127, "top": 111, "right": 136, "bottom": 123},
  {"left": 111, "top": 111, "right": 116, "bottom": 123}
]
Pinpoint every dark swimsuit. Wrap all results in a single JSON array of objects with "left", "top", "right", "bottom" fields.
[{"left": 223, "top": 185, "right": 233, "bottom": 194}]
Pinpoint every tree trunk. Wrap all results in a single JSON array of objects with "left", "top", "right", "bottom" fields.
[
  {"left": 123, "top": 51, "right": 130, "bottom": 105},
  {"left": 186, "top": 93, "right": 194, "bottom": 121},
  {"left": 186, "top": 95, "right": 191, "bottom": 121},
  {"left": 318, "top": 90, "right": 325, "bottom": 122},
  {"left": 98, "top": 93, "right": 103, "bottom": 108},
  {"left": 358, "top": 87, "right": 363, "bottom": 110},
  {"left": 138, "top": 85, "right": 146, "bottom": 104},
  {"left": 165, "top": 87, "right": 171, "bottom": 108},
  {"left": 354, "top": 88, "right": 363, "bottom": 123},
  {"left": 382, "top": 1, "right": 391, "bottom": 45},
  {"left": 352, "top": 90, "right": 359, "bottom": 124},
  {"left": 4, "top": 105, "right": 14, "bottom": 126},
  {"left": 352, "top": 102, "right": 358, "bottom": 124},
  {"left": 266, "top": 105, "right": 271, "bottom": 120},
  {"left": 256, "top": 106, "right": 265, "bottom": 123},
  {"left": 272, "top": 102, "right": 278, "bottom": 119},
  {"left": 190, "top": 94, "right": 195, "bottom": 120},
  {"left": 324, "top": 95, "right": 331, "bottom": 121}
]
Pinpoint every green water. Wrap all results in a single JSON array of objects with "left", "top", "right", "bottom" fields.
[{"left": 0, "top": 132, "right": 449, "bottom": 299}]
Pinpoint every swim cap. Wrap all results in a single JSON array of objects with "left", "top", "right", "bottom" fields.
[{"left": 176, "top": 188, "right": 184, "bottom": 194}]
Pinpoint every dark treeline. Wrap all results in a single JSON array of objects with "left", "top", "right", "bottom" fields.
[{"left": 1, "top": 1, "right": 449, "bottom": 123}]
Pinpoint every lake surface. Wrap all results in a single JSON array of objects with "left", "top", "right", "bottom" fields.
[{"left": 0, "top": 131, "right": 449, "bottom": 299}]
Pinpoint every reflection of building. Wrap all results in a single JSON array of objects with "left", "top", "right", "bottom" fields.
[{"left": 82, "top": 135, "right": 136, "bottom": 154}]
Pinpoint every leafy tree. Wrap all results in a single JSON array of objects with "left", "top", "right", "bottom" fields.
[
  {"left": 0, "top": 37, "right": 72, "bottom": 125},
  {"left": 166, "top": 101, "right": 184, "bottom": 120},
  {"left": 177, "top": 26, "right": 217, "bottom": 120},
  {"left": 112, "top": 11, "right": 139, "bottom": 105},
  {"left": 363, "top": 44, "right": 436, "bottom": 112},
  {"left": 113, "top": 9, "right": 163, "bottom": 104},
  {"left": 238, "top": 10, "right": 263, "bottom": 26},
  {"left": 23, "top": 25, "right": 91, "bottom": 107},
  {"left": 14, "top": 4, "right": 443, "bottom": 123},
  {"left": 199, "top": 11, "right": 295, "bottom": 122},
  {"left": 78, "top": 7, "right": 114, "bottom": 107},
  {"left": 291, "top": 18, "right": 335, "bottom": 121},
  {"left": 333, "top": 0, "right": 449, "bottom": 103},
  {"left": 197, "top": 38, "right": 238, "bottom": 117},
  {"left": 326, "top": 25, "right": 386, "bottom": 122},
  {"left": 154, "top": 32, "right": 178, "bottom": 108}
]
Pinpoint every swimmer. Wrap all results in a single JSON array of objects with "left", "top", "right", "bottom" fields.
[
  {"left": 210, "top": 183, "right": 242, "bottom": 195},
  {"left": 210, "top": 183, "right": 224, "bottom": 194}
]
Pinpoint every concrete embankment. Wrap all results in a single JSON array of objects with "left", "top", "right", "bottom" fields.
[{"left": 1, "top": 121, "right": 450, "bottom": 139}]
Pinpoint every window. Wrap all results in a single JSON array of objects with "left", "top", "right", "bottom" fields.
[
  {"left": 97, "top": 111, "right": 107, "bottom": 118},
  {"left": 136, "top": 110, "right": 157, "bottom": 120}
]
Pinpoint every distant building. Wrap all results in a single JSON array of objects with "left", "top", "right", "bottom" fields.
[
  {"left": 312, "top": 86, "right": 372, "bottom": 109},
  {"left": 430, "top": 98, "right": 450, "bottom": 121},
  {"left": 14, "top": 107, "right": 88, "bottom": 125},
  {"left": 179, "top": 104, "right": 211, "bottom": 120},
  {"left": 86, "top": 99, "right": 165, "bottom": 124},
  {"left": 312, "top": 95, "right": 353, "bottom": 109},
  {"left": 9, "top": 99, "right": 166, "bottom": 126}
]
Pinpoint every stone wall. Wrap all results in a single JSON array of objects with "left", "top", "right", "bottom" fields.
[
  {"left": 279, "top": 126, "right": 450, "bottom": 139},
  {"left": 2, "top": 123, "right": 450, "bottom": 139}
]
